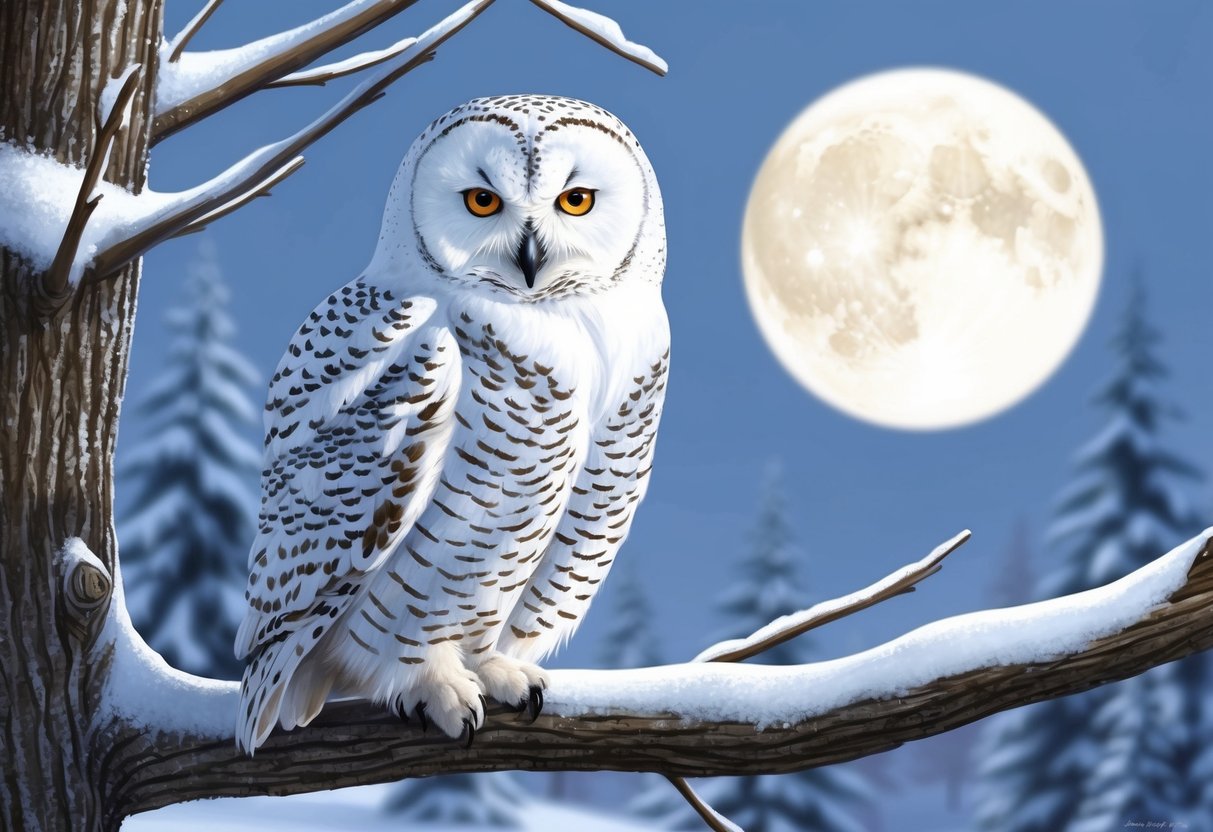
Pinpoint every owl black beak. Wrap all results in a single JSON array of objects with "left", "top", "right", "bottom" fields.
[{"left": 514, "top": 223, "right": 545, "bottom": 289}]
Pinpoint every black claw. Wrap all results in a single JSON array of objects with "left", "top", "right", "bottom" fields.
[
  {"left": 415, "top": 702, "right": 429, "bottom": 733},
  {"left": 463, "top": 717, "right": 477, "bottom": 748},
  {"left": 479, "top": 693, "right": 488, "bottom": 712},
  {"left": 527, "top": 685, "right": 544, "bottom": 722}
]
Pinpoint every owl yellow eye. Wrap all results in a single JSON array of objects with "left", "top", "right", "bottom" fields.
[
  {"left": 463, "top": 189, "right": 502, "bottom": 217},
  {"left": 556, "top": 188, "right": 595, "bottom": 216}
]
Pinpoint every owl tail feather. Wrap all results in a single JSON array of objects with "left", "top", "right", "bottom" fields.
[{"left": 237, "top": 632, "right": 328, "bottom": 755}]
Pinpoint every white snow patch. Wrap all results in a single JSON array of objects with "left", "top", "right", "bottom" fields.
[
  {"left": 93, "top": 539, "right": 238, "bottom": 738},
  {"left": 274, "top": 35, "right": 419, "bottom": 86},
  {"left": 99, "top": 64, "right": 142, "bottom": 131},
  {"left": 548, "top": 529, "right": 1212, "bottom": 728},
  {"left": 0, "top": 142, "right": 171, "bottom": 279},
  {"left": 157, "top": 0, "right": 395, "bottom": 113},
  {"left": 530, "top": 0, "right": 668, "bottom": 74}
]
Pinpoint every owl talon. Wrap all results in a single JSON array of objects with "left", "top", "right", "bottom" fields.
[
  {"left": 415, "top": 702, "right": 429, "bottom": 733},
  {"left": 463, "top": 717, "right": 477, "bottom": 748},
  {"left": 527, "top": 685, "right": 544, "bottom": 722}
]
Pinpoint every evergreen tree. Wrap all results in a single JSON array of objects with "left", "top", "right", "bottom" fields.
[
  {"left": 118, "top": 240, "right": 261, "bottom": 680},
  {"left": 599, "top": 561, "right": 663, "bottom": 669},
  {"left": 633, "top": 465, "right": 871, "bottom": 831},
  {"left": 987, "top": 516, "right": 1036, "bottom": 608},
  {"left": 594, "top": 563, "right": 675, "bottom": 824},
  {"left": 385, "top": 772, "right": 528, "bottom": 827},
  {"left": 973, "top": 281, "right": 1207, "bottom": 831}
]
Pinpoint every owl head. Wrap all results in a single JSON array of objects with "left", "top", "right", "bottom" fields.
[{"left": 369, "top": 95, "right": 665, "bottom": 301}]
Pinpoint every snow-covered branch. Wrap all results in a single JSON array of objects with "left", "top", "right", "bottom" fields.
[
  {"left": 154, "top": 0, "right": 425, "bottom": 141},
  {"left": 695, "top": 530, "right": 971, "bottom": 663},
  {"left": 88, "top": 0, "right": 493, "bottom": 281},
  {"left": 165, "top": 0, "right": 225, "bottom": 63},
  {"left": 170, "top": 157, "right": 306, "bottom": 239},
  {"left": 38, "top": 65, "right": 141, "bottom": 305},
  {"left": 265, "top": 34, "right": 419, "bottom": 88},
  {"left": 529, "top": 0, "right": 667, "bottom": 76},
  {"left": 97, "top": 529, "right": 1213, "bottom": 821}
]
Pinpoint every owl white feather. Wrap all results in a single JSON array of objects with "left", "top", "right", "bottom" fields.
[{"left": 235, "top": 95, "right": 668, "bottom": 752}]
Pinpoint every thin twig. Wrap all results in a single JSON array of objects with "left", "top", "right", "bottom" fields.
[
  {"left": 528, "top": 0, "right": 667, "bottom": 76},
  {"left": 153, "top": 0, "right": 423, "bottom": 142},
  {"left": 39, "top": 65, "right": 142, "bottom": 305},
  {"left": 91, "top": 0, "right": 494, "bottom": 280},
  {"left": 666, "top": 776, "right": 743, "bottom": 832},
  {"left": 170, "top": 157, "right": 305, "bottom": 238},
  {"left": 167, "top": 0, "right": 225, "bottom": 62},
  {"left": 267, "top": 36, "right": 418, "bottom": 88},
  {"left": 694, "top": 530, "right": 972, "bottom": 664},
  {"left": 667, "top": 531, "right": 969, "bottom": 831}
]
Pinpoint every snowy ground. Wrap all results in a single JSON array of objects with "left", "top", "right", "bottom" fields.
[{"left": 122, "top": 783, "right": 655, "bottom": 832}]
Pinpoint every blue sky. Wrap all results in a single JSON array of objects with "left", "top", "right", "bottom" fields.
[{"left": 124, "top": 0, "right": 1212, "bottom": 692}]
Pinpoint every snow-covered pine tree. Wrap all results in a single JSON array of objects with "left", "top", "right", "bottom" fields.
[
  {"left": 633, "top": 465, "right": 871, "bottom": 831},
  {"left": 600, "top": 561, "right": 663, "bottom": 670},
  {"left": 118, "top": 239, "right": 261, "bottom": 680},
  {"left": 973, "top": 280, "right": 1208, "bottom": 832},
  {"left": 384, "top": 772, "right": 528, "bottom": 827},
  {"left": 987, "top": 517, "right": 1036, "bottom": 608}
]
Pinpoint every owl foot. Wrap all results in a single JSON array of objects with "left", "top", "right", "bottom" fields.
[
  {"left": 472, "top": 652, "right": 550, "bottom": 719},
  {"left": 389, "top": 652, "right": 486, "bottom": 741}
]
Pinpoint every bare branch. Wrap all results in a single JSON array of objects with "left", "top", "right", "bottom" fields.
[
  {"left": 266, "top": 35, "right": 418, "bottom": 88},
  {"left": 166, "top": 0, "right": 225, "bottom": 63},
  {"left": 170, "top": 157, "right": 305, "bottom": 238},
  {"left": 665, "top": 530, "right": 970, "bottom": 827},
  {"left": 528, "top": 0, "right": 668, "bottom": 76},
  {"left": 666, "top": 777, "right": 743, "bottom": 832},
  {"left": 90, "top": 0, "right": 494, "bottom": 280},
  {"left": 99, "top": 530, "right": 1213, "bottom": 820},
  {"left": 38, "top": 65, "right": 142, "bottom": 307},
  {"left": 694, "top": 530, "right": 972, "bottom": 663},
  {"left": 153, "top": 0, "right": 424, "bottom": 142}
]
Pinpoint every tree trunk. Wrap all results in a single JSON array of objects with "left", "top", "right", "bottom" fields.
[{"left": 0, "top": 3, "right": 162, "bottom": 830}]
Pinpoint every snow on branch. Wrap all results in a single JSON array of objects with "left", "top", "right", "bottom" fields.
[
  {"left": 694, "top": 529, "right": 971, "bottom": 663},
  {"left": 169, "top": 157, "right": 306, "bottom": 239},
  {"left": 154, "top": 0, "right": 425, "bottom": 142},
  {"left": 529, "top": 0, "right": 668, "bottom": 76},
  {"left": 266, "top": 35, "right": 419, "bottom": 88},
  {"left": 38, "top": 65, "right": 142, "bottom": 304},
  {"left": 98, "top": 528, "right": 1213, "bottom": 820},
  {"left": 165, "top": 0, "right": 225, "bottom": 63},
  {"left": 666, "top": 528, "right": 969, "bottom": 827},
  {"left": 88, "top": 0, "right": 494, "bottom": 281}
]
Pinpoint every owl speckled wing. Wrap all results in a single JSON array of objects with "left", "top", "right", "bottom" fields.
[
  {"left": 235, "top": 281, "right": 459, "bottom": 752},
  {"left": 500, "top": 342, "right": 669, "bottom": 664}
]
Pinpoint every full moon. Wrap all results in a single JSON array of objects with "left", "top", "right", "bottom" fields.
[{"left": 742, "top": 68, "right": 1103, "bottom": 430}]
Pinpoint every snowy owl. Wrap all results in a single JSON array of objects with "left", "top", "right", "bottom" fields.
[{"left": 235, "top": 95, "right": 668, "bottom": 752}]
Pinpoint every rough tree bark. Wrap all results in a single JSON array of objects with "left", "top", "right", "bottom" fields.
[
  {"left": 2, "top": 4, "right": 1212, "bottom": 832},
  {"left": 0, "top": 3, "right": 162, "bottom": 831}
]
